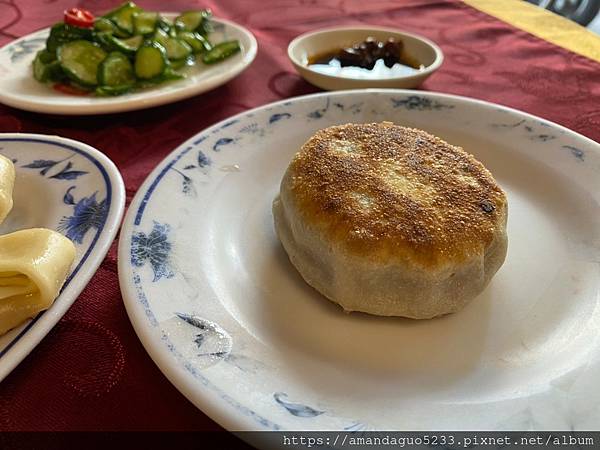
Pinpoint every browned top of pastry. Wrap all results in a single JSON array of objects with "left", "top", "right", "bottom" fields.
[{"left": 283, "top": 122, "right": 507, "bottom": 268}]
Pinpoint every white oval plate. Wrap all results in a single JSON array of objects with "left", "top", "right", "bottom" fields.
[
  {"left": 118, "top": 90, "right": 600, "bottom": 432},
  {"left": 0, "top": 134, "right": 124, "bottom": 381},
  {"left": 0, "top": 17, "right": 257, "bottom": 115}
]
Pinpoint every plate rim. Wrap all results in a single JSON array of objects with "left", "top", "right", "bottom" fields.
[
  {"left": 0, "top": 132, "right": 125, "bottom": 381},
  {"left": 117, "top": 88, "right": 600, "bottom": 432},
  {"left": 0, "top": 17, "right": 258, "bottom": 115}
]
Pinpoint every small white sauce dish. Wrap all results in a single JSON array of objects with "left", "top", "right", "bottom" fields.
[{"left": 287, "top": 26, "right": 443, "bottom": 90}]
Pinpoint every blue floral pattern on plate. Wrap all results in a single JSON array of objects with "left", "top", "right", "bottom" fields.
[
  {"left": 391, "top": 95, "right": 454, "bottom": 110},
  {"left": 273, "top": 392, "right": 324, "bottom": 418},
  {"left": 491, "top": 118, "right": 557, "bottom": 142},
  {"left": 131, "top": 222, "right": 174, "bottom": 281},
  {"left": 59, "top": 187, "right": 108, "bottom": 244},
  {"left": 22, "top": 155, "right": 88, "bottom": 179},
  {"left": 6, "top": 37, "right": 46, "bottom": 63}
]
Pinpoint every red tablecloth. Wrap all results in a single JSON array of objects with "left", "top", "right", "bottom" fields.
[{"left": 1, "top": 0, "right": 600, "bottom": 433}]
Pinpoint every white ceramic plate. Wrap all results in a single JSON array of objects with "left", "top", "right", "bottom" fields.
[
  {"left": 118, "top": 90, "right": 600, "bottom": 432},
  {"left": 0, "top": 17, "right": 257, "bottom": 115},
  {"left": 0, "top": 134, "right": 124, "bottom": 381}
]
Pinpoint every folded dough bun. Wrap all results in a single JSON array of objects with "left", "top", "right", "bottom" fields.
[
  {"left": 0, "top": 154, "right": 15, "bottom": 224},
  {"left": 0, "top": 228, "right": 76, "bottom": 334},
  {"left": 273, "top": 122, "right": 508, "bottom": 319}
]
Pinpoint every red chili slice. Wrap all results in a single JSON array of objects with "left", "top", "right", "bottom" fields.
[
  {"left": 53, "top": 83, "right": 90, "bottom": 96},
  {"left": 64, "top": 8, "right": 95, "bottom": 28}
]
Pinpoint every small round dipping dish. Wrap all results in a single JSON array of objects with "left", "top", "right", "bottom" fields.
[{"left": 288, "top": 26, "right": 443, "bottom": 90}]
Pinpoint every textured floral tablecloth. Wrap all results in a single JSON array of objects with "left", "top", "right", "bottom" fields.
[{"left": 1, "top": 0, "right": 600, "bottom": 433}]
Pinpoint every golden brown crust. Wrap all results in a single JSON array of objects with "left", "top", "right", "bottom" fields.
[{"left": 285, "top": 122, "right": 507, "bottom": 268}]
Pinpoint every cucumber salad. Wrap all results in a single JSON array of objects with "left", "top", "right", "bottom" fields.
[{"left": 32, "top": 2, "right": 241, "bottom": 96}]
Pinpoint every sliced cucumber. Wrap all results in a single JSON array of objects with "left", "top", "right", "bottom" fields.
[
  {"left": 152, "top": 28, "right": 169, "bottom": 46},
  {"left": 113, "top": 34, "right": 143, "bottom": 56},
  {"left": 32, "top": 56, "right": 46, "bottom": 82},
  {"left": 169, "top": 55, "right": 195, "bottom": 70},
  {"left": 105, "top": 1, "right": 141, "bottom": 35},
  {"left": 137, "top": 67, "right": 184, "bottom": 88},
  {"left": 94, "top": 18, "right": 116, "bottom": 33},
  {"left": 95, "top": 85, "right": 134, "bottom": 96},
  {"left": 177, "top": 31, "right": 211, "bottom": 53},
  {"left": 164, "top": 38, "right": 192, "bottom": 61},
  {"left": 58, "top": 40, "right": 107, "bottom": 86},
  {"left": 94, "top": 17, "right": 129, "bottom": 37},
  {"left": 134, "top": 42, "right": 167, "bottom": 79},
  {"left": 162, "top": 67, "right": 185, "bottom": 81},
  {"left": 196, "top": 14, "right": 213, "bottom": 37},
  {"left": 98, "top": 51, "right": 135, "bottom": 86},
  {"left": 46, "top": 23, "right": 93, "bottom": 54},
  {"left": 133, "top": 11, "right": 158, "bottom": 35},
  {"left": 168, "top": 26, "right": 178, "bottom": 39},
  {"left": 93, "top": 33, "right": 141, "bottom": 57},
  {"left": 37, "top": 49, "right": 56, "bottom": 64},
  {"left": 174, "top": 10, "right": 211, "bottom": 32},
  {"left": 103, "top": 2, "right": 136, "bottom": 18},
  {"left": 94, "top": 31, "right": 114, "bottom": 52},
  {"left": 33, "top": 51, "right": 63, "bottom": 82},
  {"left": 156, "top": 17, "right": 174, "bottom": 33},
  {"left": 202, "top": 40, "right": 240, "bottom": 64}
]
